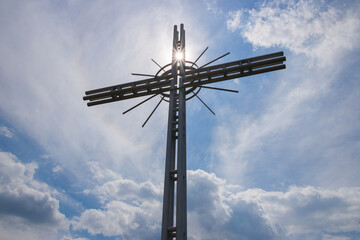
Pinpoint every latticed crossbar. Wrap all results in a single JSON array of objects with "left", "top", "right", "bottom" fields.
[{"left": 83, "top": 52, "right": 285, "bottom": 106}]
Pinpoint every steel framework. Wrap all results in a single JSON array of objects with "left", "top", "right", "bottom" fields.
[{"left": 83, "top": 24, "right": 286, "bottom": 240}]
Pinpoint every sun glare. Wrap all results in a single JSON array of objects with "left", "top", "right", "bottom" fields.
[{"left": 175, "top": 51, "right": 183, "bottom": 60}]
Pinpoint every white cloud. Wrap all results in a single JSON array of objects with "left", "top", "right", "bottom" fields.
[
  {"left": 72, "top": 162, "right": 162, "bottom": 239},
  {"left": 0, "top": 126, "right": 14, "bottom": 138},
  {"left": 61, "top": 237, "right": 89, "bottom": 240},
  {"left": 85, "top": 161, "right": 162, "bottom": 204},
  {"left": 227, "top": 0, "right": 360, "bottom": 66},
  {"left": 52, "top": 165, "right": 63, "bottom": 173},
  {"left": 227, "top": 10, "right": 243, "bottom": 32},
  {"left": 72, "top": 200, "right": 162, "bottom": 239},
  {"left": 0, "top": 151, "right": 68, "bottom": 239}
]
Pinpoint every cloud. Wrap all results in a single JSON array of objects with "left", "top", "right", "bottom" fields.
[
  {"left": 202, "top": 0, "right": 223, "bottom": 15},
  {"left": 0, "top": 126, "right": 14, "bottom": 138},
  {"left": 72, "top": 163, "right": 162, "bottom": 239},
  {"left": 85, "top": 161, "right": 162, "bottom": 204},
  {"left": 72, "top": 200, "right": 162, "bottom": 239},
  {"left": 61, "top": 237, "right": 89, "bottom": 240},
  {"left": 227, "top": 0, "right": 360, "bottom": 66},
  {"left": 0, "top": 151, "right": 68, "bottom": 239},
  {"left": 190, "top": 171, "right": 360, "bottom": 240},
  {"left": 227, "top": 10, "right": 244, "bottom": 32},
  {"left": 52, "top": 165, "right": 63, "bottom": 173}
]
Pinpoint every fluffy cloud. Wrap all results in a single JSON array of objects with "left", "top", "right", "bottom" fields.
[
  {"left": 72, "top": 163, "right": 162, "bottom": 239},
  {"left": 190, "top": 170, "right": 360, "bottom": 240},
  {"left": 72, "top": 200, "right": 162, "bottom": 239},
  {"left": 0, "top": 151, "right": 68, "bottom": 239},
  {"left": 85, "top": 161, "right": 163, "bottom": 204}
]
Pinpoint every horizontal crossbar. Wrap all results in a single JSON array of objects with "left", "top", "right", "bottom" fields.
[{"left": 83, "top": 51, "right": 286, "bottom": 106}]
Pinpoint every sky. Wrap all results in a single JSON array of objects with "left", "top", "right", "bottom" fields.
[{"left": 0, "top": 0, "right": 360, "bottom": 239}]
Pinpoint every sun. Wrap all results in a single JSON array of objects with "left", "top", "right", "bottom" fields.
[{"left": 175, "top": 51, "right": 183, "bottom": 60}]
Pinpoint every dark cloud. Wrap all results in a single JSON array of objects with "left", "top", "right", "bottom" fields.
[
  {"left": 0, "top": 152, "right": 67, "bottom": 229},
  {"left": 0, "top": 189, "right": 62, "bottom": 225}
]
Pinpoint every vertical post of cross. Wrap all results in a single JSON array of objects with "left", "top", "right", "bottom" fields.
[
  {"left": 176, "top": 23, "right": 187, "bottom": 240},
  {"left": 161, "top": 24, "right": 187, "bottom": 240}
]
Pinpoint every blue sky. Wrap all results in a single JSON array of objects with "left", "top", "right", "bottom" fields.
[{"left": 0, "top": 0, "right": 360, "bottom": 239}]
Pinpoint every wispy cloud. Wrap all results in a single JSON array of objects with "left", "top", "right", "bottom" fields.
[
  {"left": 227, "top": 10, "right": 244, "bottom": 32},
  {"left": 52, "top": 165, "right": 63, "bottom": 173},
  {"left": 0, "top": 0, "right": 217, "bottom": 185},
  {"left": 0, "top": 126, "right": 14, "bottom": 138},
  {"left": 215, "top": 0, "right": 360, "bottom": 188},
  {"left": 202, "top": 0, "right": 223, "bottom": 15}
]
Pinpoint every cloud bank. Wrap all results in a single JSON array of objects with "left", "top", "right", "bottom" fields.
[
  {"left": 0, "top": 150, "right": 358, "bottom": 239},
  {"left": 71, "top": 167, "right": 360, "bottom": 239}
]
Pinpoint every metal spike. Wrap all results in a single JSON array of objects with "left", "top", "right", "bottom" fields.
[
  {"left": 201, "top": 85, "right": 239, "bottom": 93},
  {"left": 142, "top": 96, "right": 165, "bottom": 127},
  {"left": 193, "top": 92, "right": 215, "bottom": 115},
  {"left": 132, "top": 73, "right": 156, "bottom": 77},
  {"left": 123, "top": 93, "right": 159, "bottom": 115},
  {"left": 151, "top": 58, "right": 166, "bottom": 73},
  {"left": 199, "top": 52, "right": 230, "bottom": 69},
  {"left": 191, "top": 47, "right": 208, "bottom": 68}
]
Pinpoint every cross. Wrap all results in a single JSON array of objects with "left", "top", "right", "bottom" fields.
[{"left": 83, "top": 24, "right": 286, "bottom": 240}]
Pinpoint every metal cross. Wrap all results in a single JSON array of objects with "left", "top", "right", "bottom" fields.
[{"left": 83, "top": 23, "right": 286, "bottom": 240}]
